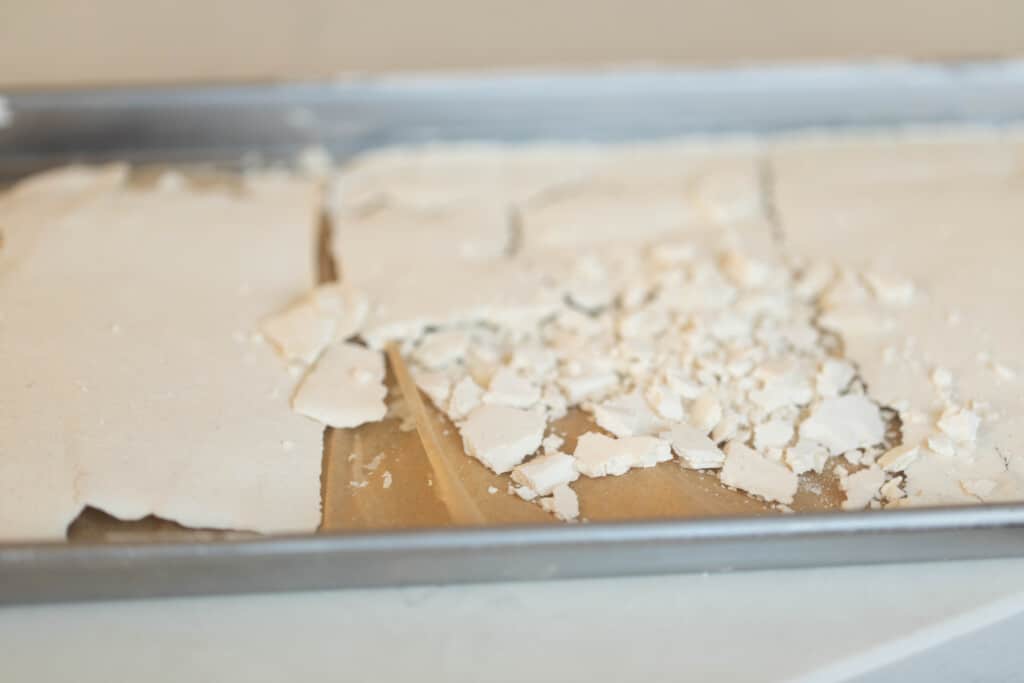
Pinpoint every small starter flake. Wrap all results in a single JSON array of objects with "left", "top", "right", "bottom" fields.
[
  {"left": 719, "top": 441, "right": 798, "bottom": 504},
  {"left": 511, "top": 452, "right": 580, "bottom": 495},
  {"left": 459, "top": 404, "right": 546, "bottom": 474},
  {"left": 937, "top": 406, "right": 981, "bottom": 444},
  {"left": 840, "top": 466, "right": 885, "bottom": 510},
  {"left": 483, "top": 366, "right": 541, "bottom": 409},
  {"left": 688, "top": 394, "right": 724, "bottom": 434},
  {"left": 292, "top": 342, "right": 387, "bottom": 428},
  {"left": 876, "top": 444, "right": 920, "bottom": 473},
  {"left": 589, "top": 389, "right": 667, "bottom": 438},
  {"left": 879, "top": 476, "right": 905, "bottom": 503},
  {"left": 816, "top": 359, "right": 856, "bottom": 398},
  {"left": 262, "top": 283, "right": 368, "bottom": 365},
  {"left": 542, "top": 433, "right": 565, "bottom": 454},
  {"left": 753, "top": 419, "right": 795, "bottom": 451},
  {"left": 783, "top": 439, "right": 830, "bottom": 475},
  {"left": 927, "top": 433, "right": 956, "bottom": 457},
  {"left": 412, "top": 330, "right": 469, "bottom": 369},
  {"left": 662, "top": 423, "right": 726, "bottom": 469},
  {"left": 447, "top": 376, "right": 484, "bottom": 422},
  {"left": 573, "top": 432, "right": 672, "bottom": 478},
  {"left": 799, "top": 395, "right": 885, "bottom": 456},
  {"left": 539, "top": 483, "right": 580, "bottom": 521}
]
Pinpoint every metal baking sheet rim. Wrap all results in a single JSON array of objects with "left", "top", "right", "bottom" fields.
[
  {"left": 3, "top": 505, "right": 1024, "bottom": 604},
  {"left": 3, "top": 60, "right": 1024, "bottom": 604}
]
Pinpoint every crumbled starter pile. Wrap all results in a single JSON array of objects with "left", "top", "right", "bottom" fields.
[{"left": 263, "top": 139, "right": 1021, "bottom": 523}]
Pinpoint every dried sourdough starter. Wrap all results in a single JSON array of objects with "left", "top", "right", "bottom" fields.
[
  {"left": 327, "top": 133, "right": 1024, "bottom": 520},
  {"left": 0, "top": 166, "right": 325, "bottom": 540},
  {"left": 772, "top": 131, "right": 1024, "bottom": 506}
]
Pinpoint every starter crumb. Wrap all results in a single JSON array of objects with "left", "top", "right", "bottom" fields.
[
  {"left": 799, "top": 395, "right": 885, "bottom": 456},
  {"left": 590, "top": 390, "right": 666, "bottom": 438},
  {"left": 542, "top": 433, "right": 565, "bottom": 454},
  {"left": 784, "top": 439, "right": 830, "bottom": 475},
  {"left": 483, "top": 366, "right": 541, "bottom": 409},
  {"left": 880, "top": 476, "right": 905, "bottom": 502},
  {"left": 689, "top": 394, "right": 723, "bottom": 434},
  {"left": 292, "top": 342, "right": 387, "bottom": 428},
  {"left": 460, "top": 404, "right": 546, "bottom": 474},
  {"left": 720, "top": 441, "right": 798, "bottom": 504},
  {"left": 573, "top": 432, "right": 672, "bottom": 477},
  {"left": 840, "top": 466, "right": 885, "bottom": 510},
  {"left": 876, "top": 444, "right": 920, "bottom": 473},
  {"left": 927, "top": 433, "right": 956, "bottom": 457},
  {"left": 540, "top": 483, "right": 580, "bottom": 521},
  {"left": 816, "top": 359, "right": 856, "bottom": 398},
  {"left": 753, "top": 419, "right": 795, "bottom": 451},
  {"left": 448, "top": 376, "right": 484, "bottom": 422},
  {"left": 937, "top": 406, "right": 981, "bottom": 444},
  {"left": 381, "top": 470, "right": 393, "bottom": 489},
  {"left": 663, "top": 424, "right": 726, "bottom": 469},
  {"left": 512, "top": 451, "right": 580, "bottom": 495}
]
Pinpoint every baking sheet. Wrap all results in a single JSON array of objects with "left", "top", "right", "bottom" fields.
[{"left": 2, "top": 62, "right": 1024, "bottom": 604}]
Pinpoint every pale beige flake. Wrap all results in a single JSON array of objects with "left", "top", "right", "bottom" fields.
[
  {"left": 662, "top": 424, "right": 726, "bottom": 469},
  {"left": 412, "top": 368, "right": 452, "bottom": 408},
  {"left": 783, "top": 439, "right": 830, "bottom": 475},
  {"left": 412, "top": 330, "right": 469, "bottom": 369},
  {"left": 261, "top": 282, "right": 368, "bottom": 365},
  {"left": 483, "top": 366, "right": 542, "bottom": 409},
  {"left": 447, "top": 376, "right": 485, "bottom": 422},
  {"left": 558, "top": 368, "right": 620, "bottom": 404},
  {"left": 937, "top": 406, "right": 981, "bottom": 444},
  {"left": 927, "top": 433, "right": 956, "bottom": 457},
  {"left": 840, "top": 467, "right": 886, "bottom": 510},
  {"left": 880, "top": 476, "right": 906, "bottom": 503},
  {"left": 688, "top": 393, "right": 724, "bottom": 434},
  {"left": 753, "top": 419, "right": 795, "bottom": 451},
  {"left": 816, "top": 359, "right": 856, "bottom": 398},
  {"left": 541, "top": 433, "right": 565, "bottom": 455},
  {"left": 292, "top": 342, "right": 388, "bottom": 428},
  {"left": 573, "top": 432, "right": 672, "bottom": 478},
  {"left": 719, "top": 442, "right": 798, "bottom": 504},
  {"left": 799, "top": 395, "right": 885, "bottom": 456},
  {"left": 512, "top": 452, "right": 580, "bottom": 496},
  {"left": 459, "top": 404, "right": 546, "bottom": 474},
  {"left": 539, "top": 483, "right": 580, "bottom": 522},
  {"left": 590, "top": 389, "right": 667, "bottom": 438},
  {"left": 877, "top": 444, "right": 921, "bottom": 473}
]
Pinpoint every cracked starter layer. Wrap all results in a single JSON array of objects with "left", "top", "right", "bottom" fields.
[{"left": 337, "top": 134, "right": 1023, "bottom": 521}]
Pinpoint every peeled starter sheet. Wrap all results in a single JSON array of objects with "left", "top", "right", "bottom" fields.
[
  {"left": 771, "top": 130, "right": 1024, "bottom": 506},
  {"left": 0, "top": 166, "right": 325, "bottom": 541}
]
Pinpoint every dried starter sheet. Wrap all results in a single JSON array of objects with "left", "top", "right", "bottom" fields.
[{"left": 0, "top": 167, "right": 324, "bottom": 541}]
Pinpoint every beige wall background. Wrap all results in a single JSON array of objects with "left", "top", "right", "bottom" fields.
[{"left": 2, "top": 0, "right": 1023, "bottom": 88}]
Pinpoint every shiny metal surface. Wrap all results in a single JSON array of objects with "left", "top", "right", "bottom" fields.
[{"left": 2, "top": 62, "right": 1024, "bottom": 604}]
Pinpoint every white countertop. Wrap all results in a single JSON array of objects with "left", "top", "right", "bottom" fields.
[{"left": 3, "top": 558, "right": 1023, "bottom": 682}]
